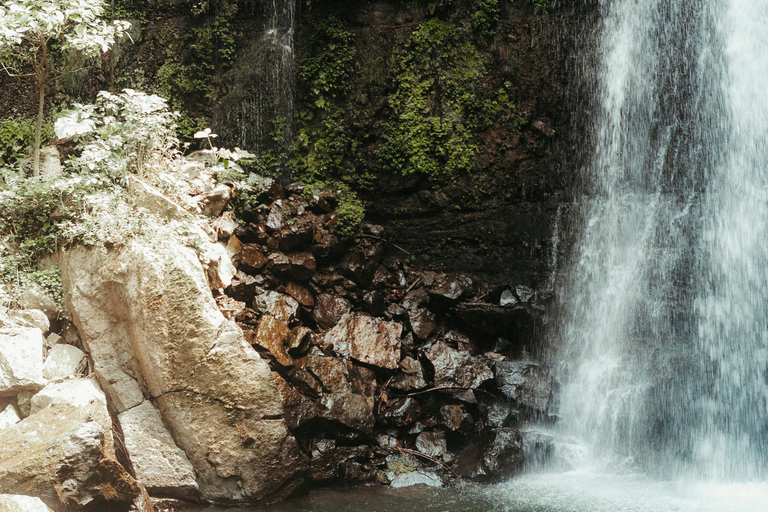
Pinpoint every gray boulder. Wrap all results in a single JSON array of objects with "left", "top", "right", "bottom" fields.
[{"left": 0, "top": 327, "right": 45, "bottom": 397}]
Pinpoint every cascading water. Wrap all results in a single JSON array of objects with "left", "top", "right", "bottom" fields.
[{"left": 555, "top": 0, "right": 768, "bottom": 484}]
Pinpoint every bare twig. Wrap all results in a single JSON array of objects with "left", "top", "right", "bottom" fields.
[
  {"left": 357, "top": 234, "right": 412, "bottom": 255},
  {"left": 396, "top": 447, "right": 461, "bottom": 480},
  {"left": 405, "top": 276, "right": 422, "bottom": 293},
  {"left": 407, "top": 386, "right": 493, "bottom": 397},
  {"left": 0, "top": 61, "right": 34, "bottom": 78}
]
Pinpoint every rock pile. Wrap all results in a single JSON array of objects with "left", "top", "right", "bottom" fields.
[{"left": 213, "top": 181, "right": 558, "bottom": 487}]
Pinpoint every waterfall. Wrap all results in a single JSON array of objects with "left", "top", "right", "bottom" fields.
[{"left": 557, "top": 0, "right": 768, "bottom": 480}]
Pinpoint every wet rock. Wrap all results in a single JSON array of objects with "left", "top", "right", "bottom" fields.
[
  {"left": 118, "top": 401, "right": 199, "bottom": 500},
  {"left": 500, "top": 289, "right": 517, "bottom": 307},
  {"left": 288, "top": 326, "right": 313, "bottom": 355},
  {"left": 379, "top": 397, "right": 421, "bottom": 427},
  {"left": 440, "top": 404, "right": 471, "bottom": 431},
  {"left": 18, "top": 284, "right": 59, "bottom": 321},
  {"left": 240, "top": 244, "right": 269, "bottom": 270},
  {"left": 521, "top": 429, "right": 556, "bottom": 468},
  {"left": 288, "top": 355, "right": 377, "bottom": 433},
  {"left": 278, "top": 217, "right": 315, "bottom": 252},
  {"left": 60, "top": 242, "right": 307, "bottom": 503},
  {"left": 455, "top": 428, "right": 524, "bottom": 480},
  {"left": 454, "top": 302, "right": 539, "bottom": 343},
  {"left": 0, "top": 495, "right": 54, "bottom": 511},
  {"left": 0, "top": 404, "right": 20, "bottom": 430},
  {"left": 424, "top": 341, "right": 493, "bottom": 402},
  {"left": 339, "top": 240, "right": 385, "bottom": 287},
  {"left": 288, "top": 252, "right": 317, "bottom": 281},
  {"left": 324, "top": 313, "right": 402, "bottom": 369},
  {"left": 428, "top": 275, "right": 475, "bottom": 309},
  {"left": 389, "top": 470, "right": 442, "bottom": 488},
  {"left": 408, "top": 308, "right": 436, "bottom": 339},
  {"left": 362, "top": 290, "right": 386, "bottom": 316},
  {"left": 0, "top": 327, "right": 44, "bottom": 396},
  {"left": 515, "top": 285, "right": 535, "bottom": 303},
  {"left": 0, "top": 378, "right": 144, "bottom": 510},
  {"left": 309, "top": 440, "right": 372, "bottom": 483},
  {"left": 479, "top": 395, "right": 517, "bottom": 428},
  {"left": 42, "top": 344, "right": 86, "bottom": 381},
  {"left": 7, "top": 310, "right": 49, "bottom": 334},
  {"left": 494, "top": 361, "right": 552, "bottom": 412},
  {"left": 415, "top": 431, "right": 447, "bottom": 459},
  {"left": 254, "top": 290, "right": 299, "bottom": 324},
  {"left": 312, "top": 294, "right": 352, "bottom": 329},
  {"left": 390, "top": 357, "right": 427, "bottom": 391},
  {"left": 284, "top": 282, "right": 314, "bottom": 307}
]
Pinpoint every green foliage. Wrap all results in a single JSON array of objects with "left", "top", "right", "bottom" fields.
[
  {"left": 0, "top": 117, "right": 53, "bottom": 165},
  {"left": 470, "top": 0, "right": 501, "bottom": 37},
  {"left": 304, "top": 181, "right": 364, "bottom": 240},
  {"left": 377, "top": 18, "right": 484, "bottom": 178},
  {"left": 294, "top": 17, "right": 357, "bottom": 184}
]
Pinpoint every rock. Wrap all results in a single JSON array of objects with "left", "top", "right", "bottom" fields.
[
  {"left": 60, "top": 242, "right": 307, "bottom": 503},
  {"left": 118, "top": 401, "right": 199, "bottom": 500},
  {"left": 213, "top": 213, "right": 240, "bottom": 240},
  {"left": 203, "top": 242, "right": 236, "bottom": 290},
  {"left": 0, "top": 327, "right": 44, "bottom": 397},
  {"left": 228, "top": 271, "right": 261, "bottom": 303},
  {"left": 0, "top": 378, "right": 144, "bottom": 510},
  {"left": 288, "top": 252, "right": 317, "bottom": 281},
  {"left": 215, "top": 295, "right": 246, "bottom": 320},
  {"left": 254, "top": 290, "right": 299, "bottom": 324},
  {"left": 339, "top": 240, "right": 385, "bottom": 287},
  {"left": 0, "top": 495, "right": 54, "bottom": 512},
  {"left": 15, "top": 391, "right": 33, "bottom": 418},
  {"left": 521, "top": 429, "right": 555, "bottom": 468},
  {"left": 195, "top": 184, "right": 231, "bottom": 217},
  {"left": 240, "top": 244, "right": 269, "bottom": 271},
  {"left": 312, "top": 294, "right": 351, "bottom": 329},
  {"left": 532, "top": 119, "right": 556, "bottom": 137},
  {"left": 45, "top": 333, "right": 62, "bottom": 350},
  {"left": 454, "top": 302, "right": 539, "bottom": 343},
  {"left": 266, "top": 200, "right": 285, "bottom": 231},
  {"left": 8, "top": 310, "right": 49, "bottom": 334},
  {"left": 515, "top": 285, "right": 535, "bottom": 303},
  {"left": 324, "top": 313, "right": 402, "bottom": 369},
  {"left": 128, "top": 176, "right": 194, "bottom": 224},
  {"left": 268, "top": 252, "right": 292, "bottom": 274},
  {"left": 379, "top": 397, "right": 421, "bottom": 427},
  {"left": 390, "top": 357, "right": 427, "bottom": 391},
  {"left": 287, "top": 326, "right": 312, "bottom": 354},
  {"left": 500, "top": 289, "right": 517, "bottom": 307},
  {"left": 389, "top": 470, "right": 442, "bottom": 488},
  {"left": 494, "top": 361, "right": 552, "bottom": 412},
  {"left": 440, "top": 404, "right": 471, "bottom": 431},
  {"left": 309, "top": 440, "right": 371, "bottom": 483},
  {"left": 283, "top": 355, "right": 376, "bottom": 433},
  {"left": 253, "top": 315, "right": 293, "bottom": 366},
  {"left": 42, "top": 344, "right": 86, "bottom": 381},
  {"left": 362, "top": 290, "right": 386, "bottom": 316},
  {"left": 60, "top": 323, "right": 80, "bottom": 347},
  {"left": 455, "top": 428, "right": 524, "bottom": 480},
  {"left": 408, "top": 308, "right": 436, "bottom": 339},
  {"left": 284, "top": 282, "right": 314, "bottom": 307},
  {"left": 482, "top": 428, "right": 524, "bottom": 479},
  {"left": 0, "top": 404, "right": 20, "bottom": 430},
  {"left": 415, "top": 431, "right": 447, "bottom": 459},
  {"left": 18, "top": 284, "right": 59, "bottom": 320},
  {"left": 428, "top": 275, "right": 474, "bottom": 308},
  {"left": 479, "top": 396, "right": 517, "bottom": 428},
  {"left": 424, "top": 341, "right": 493, "bottom": 402},
  {"left": 277, "top": 217, "right": 315, "bottom": 252}
]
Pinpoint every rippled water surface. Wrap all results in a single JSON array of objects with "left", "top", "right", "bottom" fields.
[{"left": 182, "top": 472, "right": 768, "bottom": 512}]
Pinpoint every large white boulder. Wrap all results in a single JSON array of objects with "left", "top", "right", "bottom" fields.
[
  {"left": 42, "top": 344, "right": 87, "bottom": 381},
  {"left": 0, "top": 378, "right": 144, "bottom": 510},
  {"left": 0, "top": 327, "right": 45, "bottom": 396},
  {"left": 0, "top": 495, "right": 54, "bottom": 512},
  {"left": 0, "top": 404, "right": 20, "bottom": 430},
  {"left": 118, "top": 401, "right": 199, "bottom": 499},
  {"left": 60, "top": 241, "right": 307, "bottom": 502}
]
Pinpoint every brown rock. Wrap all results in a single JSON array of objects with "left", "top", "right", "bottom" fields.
[
  {"left": 268, "top": 252, "right": 292, "bottom": 274},
  {"left": 288, "top": 252, "right": 317, "bottom": 281},
  {"left": 254, "top": 290, "right": 299, "bottom": 324},
  {"left": 312, "top": 294, "right": 351, "bottom": 329},
  {"left": 324, "top": 313, "right": 402, "bottom": 370},
  {"left": 379, "top": 397, "right": 421, "bottom": 427},
  {"left": 424, "top": 341, "right": 493, "bottom": 403},
  {"left": 240, "top": 244, "right": 269, "bottom": 270},
  {"left": 390, "top": 356, "right": 427, "bottom": 391},
  {"left": 253, "top": 315, "right": 293, "bottom": 366},
  {"left": 408, "top": 308, "right": 436, "bottom": 339},
  {"left": 284, "top": 282, "right": 314, "bottom": 307}
]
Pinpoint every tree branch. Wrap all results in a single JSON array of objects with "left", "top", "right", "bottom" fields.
[
  {"left": 0, "top": 61, "right": 34, "bottom": 78},
  {"left": 395, "top": 447, "right": 461, "bottom": 480},
  {"left": 49, "top": 66, "right": 89, "bottom": 83}
]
